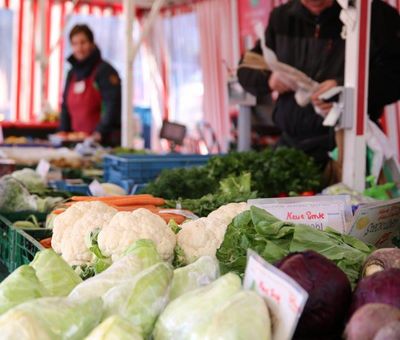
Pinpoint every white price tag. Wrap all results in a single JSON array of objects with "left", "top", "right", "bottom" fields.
[
  {"left": 36, "top": 159, "right": 51, "bottom": 179},
  {"left": 89, "top": 180, "right": 107, "bottom": 197},
  {"left": 249, "top": 196, "right": 349, "bottom": 233},
  {"left": 244, "top": 250, "right": 308, "bottom": 340}
]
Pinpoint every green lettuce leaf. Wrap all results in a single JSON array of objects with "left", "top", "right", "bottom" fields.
[
  {"left": 30, "top": 249, "right": 82, "bottom": 296},
  {"left": 69, "top": 239, "right": 161, "bottom": 302},
  {"left": 199, "top": 291, "right": 271, "bottom": 340},
  {"left": 103, "top": 262, "right": 173, "bottom": 337},
  {"left": 0, "top": 265, "right": 48, "bottom": 315},
  {"left": 217, "top": 206, "right": 373, "bottom": 286},
  {"left": 153, "top": 273, "right": 241, "bottom": 340},
  {"left": 170, "top": 256, "right": 220, "bottom": 300},
  {"left": 0, "top": 297, "right": 103, "bottom": 340},
  {"left": 85, "top": 316, "right": 143, "bottom": 340}
]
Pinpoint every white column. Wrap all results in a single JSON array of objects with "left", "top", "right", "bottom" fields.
[
  {"left": 342, "top": 0, "right": 372, "bottom": 191},
  {"left": 121, "top": 0, "right": 135, "bottom": 147}
]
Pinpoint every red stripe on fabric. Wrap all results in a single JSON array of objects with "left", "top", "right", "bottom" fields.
[
  {"left": 29, "top": 0, "right": 38, "bottom": 121},
  {"left": 381, "top": 109, "right": 387, "bottom": 134},
  {"left": 396, "top": 106, "right": 400, "bottom": 158},
  {"left": 4, "top": 0, "right": 9, "bottom": 8},
  {"left": 15, "top": 0, "right": 25, "bottom": 121},
  {"left": 356, "top": 1, "right": 369, "bottom": 135}
]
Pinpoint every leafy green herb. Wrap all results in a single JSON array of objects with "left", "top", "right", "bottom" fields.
[
  {"left": 142, "top": 147, "right": 321, "bottom": 201},
  {"left": 166, "top": 173, "right": 257, "bottom": 217},
  {"left": 141, "top": 167, "right": 217, "bottom": 200},
  {"left": 217, "top": 206, "right": 374, "bottom": 286}
]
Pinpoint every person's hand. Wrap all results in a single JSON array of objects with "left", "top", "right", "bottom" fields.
[
  {"left": 268, "top": 72, "right": 293, "bottom": 95},
  {"left": 85, "top": 132, "right": 101, "bottom": 144},
  {"left": 311, "top": 79, "right": 338, "bottom": 114}
]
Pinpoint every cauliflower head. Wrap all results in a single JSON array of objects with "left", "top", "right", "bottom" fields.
[
  {"left": 51, "top": 201, "right": 117, "bottom": 265},
  {"left": 207, "top": 202, "right": 249, "bottom": 225},
  {"left": 52, "top": 202, "right": 91, "bottom": 253},
  {"left": 177, "top": 203, "right": 249, "bottom": 264},
  {"left": 98, "top": 208, "right": 176, "bottom": 262}
]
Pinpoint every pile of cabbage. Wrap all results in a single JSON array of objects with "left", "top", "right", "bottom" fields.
[
  {"left": 0, "top": 239, "right": 272, "bottom": 340},
  {"left": 0, "top": 169, "right": 63, "bottom": 213}
]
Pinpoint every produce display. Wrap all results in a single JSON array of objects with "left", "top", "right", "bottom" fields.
[
  {"left": 0, "top": 147, "right": 399, "bottom": 340},
  {"left": 143, "top": 148, "right": 322, "bottom": 216}
]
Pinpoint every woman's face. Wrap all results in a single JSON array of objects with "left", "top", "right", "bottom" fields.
[{"left": 71, "top": 32, "right": 95, "bottom": 61}]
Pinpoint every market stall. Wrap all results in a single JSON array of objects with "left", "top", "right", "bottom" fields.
[{"left": 0, "top": 0, "right": 399, "bottom": 339}]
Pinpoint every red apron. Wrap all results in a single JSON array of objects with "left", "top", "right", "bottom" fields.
[{"left": 66, "top": 66, "right": 102, "bottom": 134}]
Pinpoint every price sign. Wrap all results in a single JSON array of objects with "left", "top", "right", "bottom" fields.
[
  {"left": 249, "top": 196, "right": 350, "bottom": 233},
  {"left": 348, "top": 198, "right": 400, "bottom": 247},
  {"left": 36, "top": 159, "right": 51, "bottom": 180},
  {"left": 89, "top": 180, "right": 107, "bottom": 197},
  {"left": 244, "top": 250, "right": 308, "bottom": 340}
]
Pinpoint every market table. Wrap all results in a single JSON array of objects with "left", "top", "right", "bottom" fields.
[{"left": 0, "top": 122, "right": 58, "bottom": 140}]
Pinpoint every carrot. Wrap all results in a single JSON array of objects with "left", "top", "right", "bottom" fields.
[
  {"left": 113, "top": 205, "right": 158, "bottom": 212},
  {"left": 107, "top": 197, "right": 165, "bottom": 207},
  {"left": 70, "top": 194, "right": 154, "bottom": 202},
  {"left": 40, "top": 238, "right": 52, "bottom": 249},
  {"left": 52, "top": 209, "right": 65, "bottom": 215},
  {"left": 157, "top": 213, "right": 186, "bottom": 225}
]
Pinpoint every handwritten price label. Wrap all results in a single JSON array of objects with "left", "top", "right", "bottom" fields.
[
  {"left": 244, "top": 250, "right": 308, "bottom": 340},
  {"left": 249, "top": 198, "right": 348, "bottom": 233}
]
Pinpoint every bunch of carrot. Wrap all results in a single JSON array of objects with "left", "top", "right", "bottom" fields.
[{"left": 53, "top": 194, "right": 187, "bottom": 224}]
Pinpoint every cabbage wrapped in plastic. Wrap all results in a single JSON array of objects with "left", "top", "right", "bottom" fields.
[
  {"left": 30, "top": 249, "right": 82, "bottom": 296},
  {"left": 69, "top": 239, "right": 161, "bottom": 301},
  {"left": 153, "top": 273, "right": 241, "bottom": 340},
  {"left": 170, "top": 256, "right": 219, "bottom": 300},
  {"left": 85, "top": 316, "right": 143, "bottom": 340},
  {"left": 0, "top": 176, "right": 37, "bottom": 212},
  {"left": 103, "top": 262, "right": 173, "bottom": 337},
  {"left": 199, "top": 291, "right": 271, "bottom": 340},
  {"left": 0, "top": 297, "right": 103, "bottom": 340},
  {"left": 0, "top": 265, "right": 48, "bottom": 315},
  {"left": 11, "top": 168, "right": 46, "bottom": 192}
]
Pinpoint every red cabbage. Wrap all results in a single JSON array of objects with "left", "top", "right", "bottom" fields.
[
  {"left": 351, "top": 268, "right": 400, "bottom": 314},
  {"left": 276, "top": 251, "right": 351, "bottom": 339}
]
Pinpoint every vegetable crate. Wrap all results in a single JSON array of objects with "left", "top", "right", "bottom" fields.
[
  {"left": 0, "top": 214, "right": 50, "bottom": 272},
  {"left": 103, "top": 154, "right": 212, "bottom": 184}
]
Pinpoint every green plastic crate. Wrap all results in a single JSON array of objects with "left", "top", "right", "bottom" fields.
[
  {"left": 0, "top": 214, "right": 51, "bottom": 272},
  {"left": 13, "top": 229, "right": 51, "bottom": 271}
]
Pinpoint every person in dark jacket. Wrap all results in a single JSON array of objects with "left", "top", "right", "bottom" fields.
[
  {"left": 60, "top": 24, "right": 121, "bottom": 146},
  {"left": 238, "top": 0, "right": 400, "bottom": 167}
]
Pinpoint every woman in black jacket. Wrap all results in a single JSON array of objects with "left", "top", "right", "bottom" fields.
[{"left": 60, "top": 24, "right": 121, "bottom": 146}]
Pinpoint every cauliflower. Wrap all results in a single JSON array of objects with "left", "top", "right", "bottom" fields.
[
  {"left": 207, "top": 202, "right": 249, "bottom": 225},
  {"left": 52, "top": 203, "right": 90, "bottom": 253},
  {"left": 51, "top": 201, "right": 117, "bottom": 265},
  {"left": 98, "top": 208, "right": 176, "bottom": 262},
  {"left": 177, "top": 203, "right": 249, "bottom": 264}
]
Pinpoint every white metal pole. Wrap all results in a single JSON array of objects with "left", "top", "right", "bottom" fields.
[
  {"left": 131, "top": 0, "right": 165, "bottom": 61},
  {"left": 342, "top": 0, "right": 372, "bottom": 191},
  {"left": 122, "top": 0, "right": 135, "bottom": 148}
]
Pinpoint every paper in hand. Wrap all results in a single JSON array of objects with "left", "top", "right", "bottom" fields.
[{"left": 254, "top": 22, "right": 319, "bottom": 107}]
